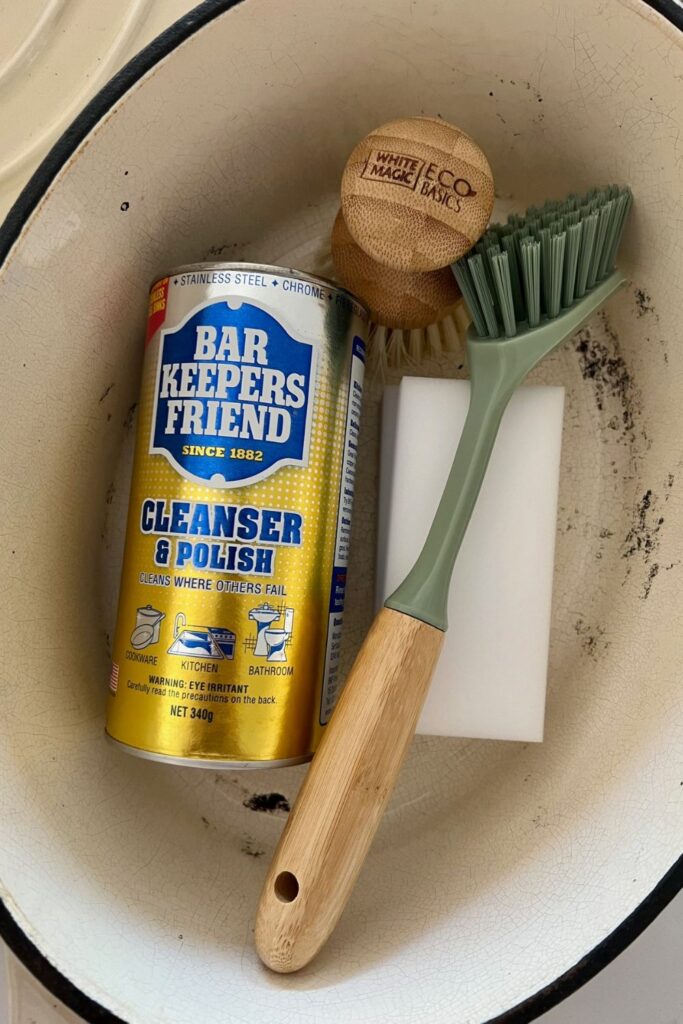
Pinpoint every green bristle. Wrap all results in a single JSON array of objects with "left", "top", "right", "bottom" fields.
[
  {"left": 451, "top": 260, "right": 488, "bottom": 339},
  {"left": 605, "top": 188, "right": 632, "bottom": 271},
  {"left": 512, "top": 226, "right": 530, "bottom": 270},
  {"left": 549, "top": 219, "right": 563, "bottom": 236},
  {"left": 520, "top": 237, "right": 541, "bottom": 328},
  {"left": 547, "top": 232, "right": 567, "bottom": 318},
  {"left": 501, "top": 232, "right": 525, "bottom": 319},
  {"left": 562, "top": 221, "right": 582, "bottom": 307},
  {"left": 576, "top": 210, "right": 598, "bottom": 296},
  {"left": 527, "top": 217, "right": 541, "bottom": 237},
  {"left": 598, "top": 196, "right": 622, "bottom": 279},
  {"left": 473, "top": 239, "right": 497, "bottom": 303},
  {"left": 541, "top": 210, "right": 557, "bottom": 227},
  {"left": 564, "top": 209, "right": 580, "bottom": 226},
  {"left": 587, "top": 200, "right": 612, "bottom": 288},
  {"left": 468, "top": 254, "right": 499, "bottom": 338},
  {"left": 483, "top": 239, "right": 501, "bottom": 261},
  {"left": 484, "top": 243, "right": 504, "bottom": 319},
  {"left": 491, "top": 252, "right": 517, "bottom": 338},
  {"left": 482, "top": 231, "right": 502, "bottom": 250},
  {"left": 593, "top": 199, "right": 615, "bottom": 283},
  {"left": 538, "top": 227, "right": 553, "bottom": 314},
  {"left": 507, "top": 212, "right": 524, "bottom": 228}
]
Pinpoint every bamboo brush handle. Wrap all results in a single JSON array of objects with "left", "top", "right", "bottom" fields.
[{"left": 255, "top": 606, "right": 444, "bottom": 973}]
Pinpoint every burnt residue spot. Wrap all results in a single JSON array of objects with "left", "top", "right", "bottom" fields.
[
  {"left": 123, "top": 402, "right": 137, "bottom": 431},
  {"left": 634, "top": 287, "right": 657, "bottom": 319},
  {"left": 623, "top": 489, "right": 661, "bottom": 561},
  {"left": 642, "top": 563, "right": 660, "bottom": 599},
  {"left": 574, "top": 313, "right": 641, "bottom": 442},
  {"left": 243, "top": 792, "right": 290, "bottom": 814},
  {"left": 242, "top": 839, "right": 265, "bottom": 858},
  {"left": 105, "top": 483, "right": 115, "bottom": 505},
  {"left": 621, "top": 484, "right": 674, "bottom": 598},
  {"left": 488, "top": 90, "right": 494, "bottom": 97},
  {"left": 124, "top": 170, "right": 129, "bottom": 176},
  {"left": 201, "top": 816, "right": 210, "bottom": 828},
  {"left": 531, "top": 807, "right": 549, "bottom": 829},
  {"left": 205, "top": 241, "right": 242, "bottom": 258},
  {"left": 120, "top": 201, "right": 130, "bottom": 212},
  {"left": 599, "top": 528, "right": 614, "bottom": 539},
  {"left": 574, "top": 618, "right": 609, "bottom": 659},
  {"left": 99, "top": 382, "right": 114, "bottom": 403}
]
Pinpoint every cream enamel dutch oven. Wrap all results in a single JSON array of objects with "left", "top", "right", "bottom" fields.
[{"left": 0, "top": 1, "right": 682, "bottom": 1021}]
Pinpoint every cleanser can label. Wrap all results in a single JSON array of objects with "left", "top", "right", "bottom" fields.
[{"left": 106, "top": 264, "right": 368, "bottom": 768}]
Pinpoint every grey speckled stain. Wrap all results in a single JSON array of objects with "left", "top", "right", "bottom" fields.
[
  {"left": 622, "top": 475, "right": 679, "bottom": 599},
  {"left": 574, "top": 311, "right": 643, "bottom": 444}
]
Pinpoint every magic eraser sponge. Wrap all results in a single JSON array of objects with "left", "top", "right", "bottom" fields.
[{"left": 377, "top": 378, "right": 564, "bottom": 742}]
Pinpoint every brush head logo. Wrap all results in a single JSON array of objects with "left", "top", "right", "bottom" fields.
[{"left": 341, "top": 116, "right": 495, "bottom": 272}]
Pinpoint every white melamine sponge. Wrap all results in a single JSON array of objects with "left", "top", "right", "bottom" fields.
[{"left": 377, "top": 378, "right": 564, "bottom": 742}]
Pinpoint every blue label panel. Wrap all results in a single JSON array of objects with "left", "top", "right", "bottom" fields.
[
  {"left": 329, "top": 566, "right": 347, "bottom": 613},
  {"left": 151, "top": 300, "right": 314, "bottom": 487}
]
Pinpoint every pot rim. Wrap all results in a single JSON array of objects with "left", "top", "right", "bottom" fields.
[{"left": 0, "top": 0, "right": 681, "bottom": 1021}]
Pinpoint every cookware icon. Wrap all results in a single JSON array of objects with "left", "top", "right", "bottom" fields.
[{"left": 130, "top": 605, "right": 165, "bottom": 650}]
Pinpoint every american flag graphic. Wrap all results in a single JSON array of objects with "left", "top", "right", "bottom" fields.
[{"left": 109, "top": 662, "right": 119, "bottom": 694}]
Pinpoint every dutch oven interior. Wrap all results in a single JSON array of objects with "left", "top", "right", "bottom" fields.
[{"left": 0, "top": 1, "right": 681, "bottom": 1022}]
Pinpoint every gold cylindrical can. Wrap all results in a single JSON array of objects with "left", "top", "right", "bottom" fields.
[{"left": 106, "top": 263, "right": 368, "bottom": 767}]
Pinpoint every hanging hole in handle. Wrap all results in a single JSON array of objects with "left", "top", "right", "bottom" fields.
[{"left": 274, "top": 871, "right": 299, "bottom": 903}]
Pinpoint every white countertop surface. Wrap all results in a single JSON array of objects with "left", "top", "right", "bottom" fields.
[{"left": 1, "top": 1, "right": 681, "bottom": 1021}]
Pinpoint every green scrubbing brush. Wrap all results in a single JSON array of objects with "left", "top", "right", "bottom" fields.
[
  {"left": 256, "top": 184, "right": 632, "bottom": 974},
  {"left": 389, "top": 183, "right": 632, "bottom": 626}
]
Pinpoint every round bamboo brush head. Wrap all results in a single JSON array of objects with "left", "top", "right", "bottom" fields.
[
  {"left": 331, "top": 210, "right": 461, "bottom": 330},
  {"left": 341, "top": 116, "right": 495, "bottom": 273}
]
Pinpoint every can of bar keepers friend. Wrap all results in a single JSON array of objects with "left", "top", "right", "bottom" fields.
[{"left": 106, "top": 263, "right": 368, "bottom": 768}]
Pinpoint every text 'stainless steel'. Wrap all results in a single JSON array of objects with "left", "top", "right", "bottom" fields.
[{"left": 106, "top": 263, "right": 368, "bottom": 767}]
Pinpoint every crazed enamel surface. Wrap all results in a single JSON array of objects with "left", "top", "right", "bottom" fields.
[{"left": 0, "top": 1, "right": 681, "bottom": 1021}]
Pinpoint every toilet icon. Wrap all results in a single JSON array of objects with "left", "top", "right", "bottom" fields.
[
  {"left": 248, "top": 604, "right": 294, "bottom": 661},
  {"left": 264, "top": 609, "right": 294, "bottom": 662},
  {"left": 248, "top": 603, "right": 282, "bottom": 656}
]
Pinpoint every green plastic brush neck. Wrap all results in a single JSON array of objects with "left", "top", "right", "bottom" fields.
[{"left": 385, "top": 271, "right": 626, "bottom": 631}]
